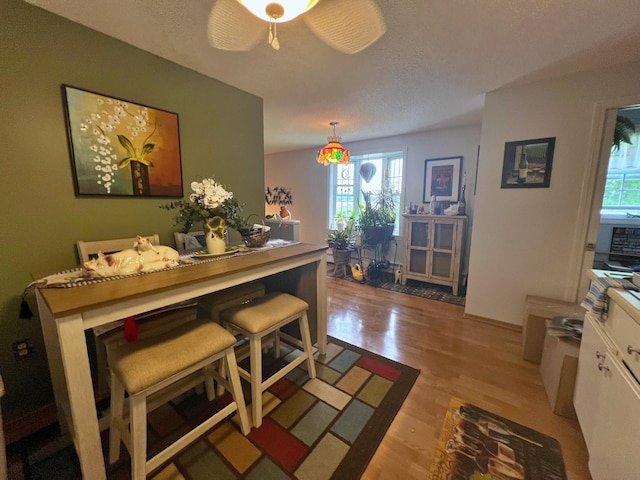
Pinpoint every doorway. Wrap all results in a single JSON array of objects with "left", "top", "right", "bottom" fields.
[
  {"left": 593, "top": 106, "right": 640, "bottom": 271},
  {"left": 575, "top": 98, "right": 640, "bottom": 300}
]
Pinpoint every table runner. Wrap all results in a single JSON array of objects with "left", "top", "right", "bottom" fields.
[
  {"left": 34, "top": 240, "right": 299, "bottom": 289},
  {"left": 19, "top": 241, "right": 299, "bottom": 318}
]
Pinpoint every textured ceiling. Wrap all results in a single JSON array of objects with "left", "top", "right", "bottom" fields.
[{"left": 24, "top": 0, "right": 640, "bottom": 154}]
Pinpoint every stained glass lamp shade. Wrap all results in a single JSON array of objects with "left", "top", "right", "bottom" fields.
[{"left": 316, "top": 122, "right": 350, "bottom": 166}]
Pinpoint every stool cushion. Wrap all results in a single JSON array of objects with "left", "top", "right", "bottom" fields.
[
  {"left": 109, "top": 320, "right": 235, "bottom": 394},
  {"left": 221, "top": 292, "right": 309, "bottom": 334}
]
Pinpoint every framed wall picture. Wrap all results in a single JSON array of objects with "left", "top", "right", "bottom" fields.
[
  {"left": 501, "top": 137, "right": 555, "bottom": 189},
  {"left": 63, "top": 85, "right": 183, "bottom": 197},
  {"left": 423, "top": 156, "right": 463, "bottom": 203}
]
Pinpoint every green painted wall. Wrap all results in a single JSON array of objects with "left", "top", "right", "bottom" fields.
[{"left": 0, "top": 0, "right": 264, "bottom": 421}]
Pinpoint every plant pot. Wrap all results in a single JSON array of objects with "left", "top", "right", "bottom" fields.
[
  {"left": 331, "top": 248, "right": 352, "bottom": 265},
  {"left": 362, "top": 224, "right": 394, "bottom": 246}
]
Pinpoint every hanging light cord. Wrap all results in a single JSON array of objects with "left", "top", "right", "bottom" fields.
[
  {"left": 265, "top": 3, "right": 284, "bottom": 50},
  {"left": 269, "top": 18, "right": 280, "bottom": 50}
]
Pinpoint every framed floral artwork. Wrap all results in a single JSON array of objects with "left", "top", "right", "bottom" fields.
[
  {"left": 423, "top": 156, "right": 463, "bottom": 203},
  {"left": 62, "top": 85, "right": 183, "bottom": 197},
  {"left": 500, "top": 137, "right": 555, "bottom": 189}
]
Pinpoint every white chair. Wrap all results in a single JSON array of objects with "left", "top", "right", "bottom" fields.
[
  {"left": 173, "top": 231, "right": 205, "bottom": 254},
  {"left": 76, "top": 235, "right": 196, "bottom": 400},
  {"left": 108, "top": 320, "right": 250, "bottom": 479}
]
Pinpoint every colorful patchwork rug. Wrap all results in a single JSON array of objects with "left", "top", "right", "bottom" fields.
[
  {"left": 429, "top": 398, "right": 567, "bottom": 480},
  {"left": 22, "top": 337, "right": 419, "bottom": 479}
]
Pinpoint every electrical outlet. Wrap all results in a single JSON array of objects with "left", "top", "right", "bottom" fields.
[{"left": 13, "top": 338, "right": 33, "bottom": 360}]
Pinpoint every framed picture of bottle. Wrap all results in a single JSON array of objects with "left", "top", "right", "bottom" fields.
[{"left": 501, "top": 137, "right": 555, "bottom": 189}]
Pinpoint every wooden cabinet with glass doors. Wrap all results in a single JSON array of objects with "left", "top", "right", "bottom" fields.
[{"left": 401, "top": 214, "right": 466, "bottom": 295}]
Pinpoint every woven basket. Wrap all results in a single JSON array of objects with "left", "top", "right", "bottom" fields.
[{"left": 239, "top": 214, "right": 270, "bottom": 248}]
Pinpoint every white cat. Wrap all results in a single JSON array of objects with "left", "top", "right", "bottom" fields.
[
  {"left": 82, "top": 235, "right": 180, "bottom": 278},
  {"left": 394, "top": 268, "right": 402, "bottom": 284}
]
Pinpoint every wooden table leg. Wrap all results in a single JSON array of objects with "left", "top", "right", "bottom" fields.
[
  {"left": 316, "top": 253, "right": 328, "bottom": 355},
  {"left": 57, "top": 314, "right": 106, "bottom": 479}
]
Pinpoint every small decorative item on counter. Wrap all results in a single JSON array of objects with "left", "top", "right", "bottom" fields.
[
  {"left": 458, "top": 172, "right": 467, "bottom": 215},
  {"left": 279, "top": 206, "right": 291, "bottom": 220},
  {"left": 443, "top": 203, "right": 459, "bottom": 216},
  {"left": 429, "top": 195, "right": 437, "bottom": 214},
  {"left": 409, "top": 201, "right": 417, "bottom": 214}
]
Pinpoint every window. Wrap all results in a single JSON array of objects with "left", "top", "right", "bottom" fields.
[
  {"left": 602, "top": 128, "right": 640, "bottom": 217},
  {"left": 329, "top": 151, "right": 404, "bottom": 234}
]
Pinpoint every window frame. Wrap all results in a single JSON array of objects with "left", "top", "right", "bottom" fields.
[
  {"left": 328, "top": 150, "right": 405, "bottom": 234},
  {"left": 601, "top": 128, "right": 640, "bottom": 218}
]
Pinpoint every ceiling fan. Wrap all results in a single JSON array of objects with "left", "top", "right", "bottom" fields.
[{"left": 207, "top": 0, "right": 386, "bottom": 54}]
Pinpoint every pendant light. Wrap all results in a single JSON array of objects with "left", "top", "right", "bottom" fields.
[
  {"left": 316, "top": 122, "right": 351, "bottom": 166},
  {"left": 237, "top": 1, "right": 320, "bottom": 50}
]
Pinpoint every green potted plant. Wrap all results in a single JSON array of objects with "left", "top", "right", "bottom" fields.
[
  {"left": 613, "top": 115, "right": 636, "bottom": 152},
  {"left": 335, "top": 210, "right": 357, "bottom": 231},
  {"left": 357, "top": 187, "right": 397, "bottom": 248},
  {"left": 327, "top": 217, "right": 356, "bottom": 266}
]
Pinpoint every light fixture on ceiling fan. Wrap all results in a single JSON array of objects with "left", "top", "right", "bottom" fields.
[
  {"left": 237, "top": 1, "right": 320, "bottom": 50},
  {"left": 208, "top": 0, "right": 386, "bottom": 54},
  {"left": 317, "top": 122, "right": 350, "bottom": 166}
]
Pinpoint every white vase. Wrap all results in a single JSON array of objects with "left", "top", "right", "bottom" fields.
[{"left": 206, "top": 234, "right": 226, "bottom": 254}]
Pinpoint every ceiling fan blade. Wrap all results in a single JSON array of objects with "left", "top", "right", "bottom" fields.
[
  {"left": 303, "top": 0, "right": 386, "bottom": 54},
  {"left": 207, "top": 0, "right": 266, "bottom": 51}
]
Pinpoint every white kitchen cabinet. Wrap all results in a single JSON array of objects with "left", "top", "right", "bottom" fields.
[
  {"left": 573, "top": 314, "right": 610, "bottom": 449},
  {"left": 401, "top": 214, "right": 465, "bottom": 295},
  {"left": 588, "top": 350, "right": 640, "bottom": 480},
  {"left": 574, "top": 272, "right": 640, "bottom": 479}
]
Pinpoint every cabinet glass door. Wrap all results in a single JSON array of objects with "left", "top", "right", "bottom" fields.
[
  {"left": 431, "top": 251, "right": 452, "bottom": 278},
  {"left": 409, "top": 250, "right": 427, "bottom": 274},
  {"left": 433, "top": 223, "right": 454, "bottom": 250},
  {"left": 410, "top": 222, "right": 429, "bottom": 247}
]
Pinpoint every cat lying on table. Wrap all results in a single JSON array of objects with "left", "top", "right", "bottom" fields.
[{"left": 81, "top": 235, "right": 180, "bottom": 278}]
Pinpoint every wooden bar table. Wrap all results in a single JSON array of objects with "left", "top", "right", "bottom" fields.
[{"left": 35, "top": 243, "right": 328, "bottom": 479}]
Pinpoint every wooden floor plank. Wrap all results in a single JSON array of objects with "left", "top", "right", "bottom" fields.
[{"left": 326, "top": 276, "right": 591, "bottom": 480}]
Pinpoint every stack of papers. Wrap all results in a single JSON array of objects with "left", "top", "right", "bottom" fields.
[{"left": 547, "top": 316, "right": 584, "bottom": 342}]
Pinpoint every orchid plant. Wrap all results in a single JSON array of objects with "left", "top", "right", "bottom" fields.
[{"left": 161, "top": 177, "right": 246, "bottom": 234}]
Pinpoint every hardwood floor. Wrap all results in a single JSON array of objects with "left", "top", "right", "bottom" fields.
[{"left": 326, "top": 276, "right": 592, "bottom": 480}]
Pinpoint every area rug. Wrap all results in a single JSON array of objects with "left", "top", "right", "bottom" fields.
[
  {"left": 334, "top": 269, "right": 465, "bottom": 306},
  {"left": 16, "top": 336, "right": 419, "bottom": 479},
  {"left": 428, "top": 398, "right": 567, "bottom": 480}
]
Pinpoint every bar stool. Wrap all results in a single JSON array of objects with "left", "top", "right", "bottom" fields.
[
  {"left": 221, "top": 292, "right": 316, "bottom": 428},
  {"left": 108, "top": 320, "right": 250, "bottom": 479}
]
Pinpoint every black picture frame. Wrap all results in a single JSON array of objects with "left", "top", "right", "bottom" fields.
[
  {"left": 501, "top": 137, "right": 555, "bottom": 189},
  {"left": 63, "top": 85, "right": 183, "bottom": 197},
  {"left": 423, "top": 156, "right": 463, "bottom": 203}
]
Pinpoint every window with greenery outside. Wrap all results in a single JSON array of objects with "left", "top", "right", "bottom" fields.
[{"left": 602, "top": 114, "right": 640, "bottom": 217}]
